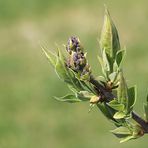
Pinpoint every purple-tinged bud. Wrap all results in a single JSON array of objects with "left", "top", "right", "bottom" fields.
[
  {"left": 66, "top": 36, "right": 83, "bottom": 54},
  {"left": 66, "top": 36, "right": 91, "bottom": 80}
]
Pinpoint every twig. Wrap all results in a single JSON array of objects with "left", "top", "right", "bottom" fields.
[
  {"left": 132, "top": 111, "right": 148, "bottom": 133},
  {"left": 89, "top": 76, "right": 115, "bottom": 101},
  {"left": 90, "top": 76, "right": 148, "bottom": 134}
]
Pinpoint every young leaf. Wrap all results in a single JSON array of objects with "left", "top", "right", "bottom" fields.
[
  {"left": 90, "top": 96, "right": 100, "bottom": 104},
  {"left": 127, "top": 86, "right": 137, "bottom": 112},
  {"left": 97, "top": 103, "right": 118, "bottom": 124},
  {"left": 120, "top": 135, "right": 134, "bottom": 143},
  {"left": 80, "top": 72, "right": 91, "bottom": 81},
  {"left": 98, "top": 56, "right": 107, "bottom": 77},
  {"left": 113, "top": 111, "right": 126, "bottom": 119},
  {"left": 55, "top": 56, "right": 71, "bottom": 83},
  {"left": 109, "top": 72, "right": 118, "bottom": 82},
  {"left": 76, "top": 91, "right": 94, "bottom": 101},
  {"left": 54, "top": 94, "right": 81, "bottom": 103},
  {"left": 100, "top": 8, "right": 120, "bottom": 58},
  {"left": 117, "top": 72, "right": 128, "bottom": 105},
  {"left": 113, "top": 60, "right": 119, "bottom": 73},
  {"left": 132, "top": 124, "right": 144, "bottom": 138},
  {"left": 115, "top": 49, "right": 126, "bottom": 67},
  {"left": 144, "top": 104, "right": 148, "bottom": 121},
  {"left": 108, "top": 99, "right": 125, "bottom": 111},
  {"left": 102, "top": 49, "right": 111, "bottom": 73},
  {"left": 55, "top": 48, "right": 81, "bottom": 88},
  {"left": 41, "top": 46, "right": 57, "bottom": 67},
  {"left": 143, "top": 95, "right": 148, "bottom": 121},
  {"left": 67, "top": 69, "right": 85, "bottom": 91},
  {"left": 111, "top": 126, "right": 131, "bottom": 138},
  {"left": 68, "top": 84, "right": 79, "bottom": 93}
]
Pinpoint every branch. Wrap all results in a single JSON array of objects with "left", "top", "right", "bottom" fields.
[
  {"left": 132, "top": 111, "right": 148, "bottom": 134},
  {"left": 89, "top": 76, "right": 115, "bottom": 101},
  {"left": 90, "top": 76, "right": 148, "bottom": 134}
]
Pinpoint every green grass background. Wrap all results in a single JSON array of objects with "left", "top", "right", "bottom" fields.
[{"left": 0, "top": 0, "right": 148, "bottom": 147}]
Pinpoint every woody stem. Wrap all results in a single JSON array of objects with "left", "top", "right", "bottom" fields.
[{"left": 89, "top": 76, "right": 148, "bottom": 133}]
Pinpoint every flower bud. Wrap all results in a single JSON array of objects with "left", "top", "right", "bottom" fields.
[
  {"left": 66, "top": 36, "right": 83, "bottom": 54},
  {"left": 90, "top": 96, "right": 100, "bottom": 104},
  {"left": 66, "top": 36, "right": 91, "bottom": 80}
]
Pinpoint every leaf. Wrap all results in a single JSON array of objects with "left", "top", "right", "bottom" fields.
[
  {"left": 95, "top": 75, "right": 106, "bottom": 82},
  {"left": 144, "top": 103, "right": 148, "bottom": 121},
  {"left": 97, "top": 56, "right": 106, "bottom": 77},
  {"left": 113, "top": 111, "right": 126, "bottom": 119},
  {"left": 113, "top": 60, "right": 119, "bottom": 73},
  {"left": 55, "top": 56, "right": 71, "bottom": 83},
  {"left": 102, "top": 49, "right": 111, "bottom": 72},
  {"left": 132, "top": 124, "right": 144, "bottom": 139},
  {"left": 67, "top": 70, "right": 83, "bottom": 91},
  {"left": 54, "top": 94, "right": 81, "bottom": 103},
  {"left": 41, "top": 46, "right": 57, "bottom": 67},
  {"left": 116, "top": 49, "right": 126, "bottom": 67},
  {"left": 117, "top": 72, "right": 128, "bottom": 104},
  {"left": 80, "top": 81, "right": 96, "bottom": 94},
  {"left": 127, "top": 86, "right": 137, "bottom": 111},
  {"left": 67, "top": 84, "right": 79, "bottom": 93},
  {"left": 76, "top": 91, "right": 93, "bottom": 101},
  {"left": 111, "top": 126, "right": 131, "bottom": 138},
  {"left": 97, "top": 103, "right": 118, "bottom": 124},
  {"left": 120, "top": 135, "right": 134, "bottom": 143},
  {"left": 108, "top": 99, "right": 125, "bottom": 111},
  {"left": 80, "top": 72, "right": 91, "bottom": 81},
  {"left": 55, "top": 49, "right": 82, "bottom": 90},
  {"left": 100, "top": 8, "right": 120, "bottom": 58},
  {"left": 109, "top": 72, "right": 118, "bottom": 82},
  {"left": 90, "top": 96, "right": 100, "bottom": 104},
  {"left": 143, "top": 96, "right": 148, "bottom": 121}
]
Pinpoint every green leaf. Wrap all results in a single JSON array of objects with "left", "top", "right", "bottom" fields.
[
  {"left": 55, "top": 49, "right": 82, "bottom": 90},
  {"left": 116, "top": 49, "right": 126, "bottom": 67},
  {"left": 117, "top": 72, "right": 128, "bottom": 104},
  {"left": 127, "top": 86, "right": 137, "bottom": 111},
  {"left": 120, "top": 135, "right": 134, "bottom": 143},
  {"left": 42, "top": 47, "right": 83, "bottom": 92},
  {"left": 80, "top": 81, "right": 96, "bottom": 94},
  {"left": 55, "top": 56, "right": 71, "bottom": 83},
  {"left": 67, "top": 69, "right": 94, "bottom": 95},
  {"left": 144, "top": 103, "right": 148, "bottom": 121},
  {"left": 54, "top": 94, "right": 81, "bottom": 103},
  {"left": 100, "top": 8, "right": 120, "bottom": 58},
  {"left": 98, "top": 56, "right": 106, "bottom": 77},
  {"left": 111, "top": 126, "right": 131, "bottom": 138},
  {"left": 113, "top": 111, "right": 126, "bottom": 119},
  {"left": 132, "top": 124, "right": 144, "bottom": 138},
  {"left": 108, "top": 99, "right": 125, "bottom": 111},
  {"left": 41, "top": 46, "right": 57, "bottom": 67},
  {"left": 113, "top": 60, "right": 119, "bottom": 73},
  {"left": 80, "top": 72, "right": 91, "bottom": 81},
  {"left": 76, "top": 91, "right": 93, "bottom": 101},
  {"left": 95, "top": 75, "right": 106, "bottom": 82},
  {"left": 102, "top": 49, "right": 111, "bottom": 72},
  {"left": 97, "top": 103, "right": 118, "bottom": 124},
  {"left": 143, "top": 96, "right": 148, "bottom": 121},
  {"left": 67, "top": 71, "right": 83, "bottom": 91},
  {"left": 144, "top": 104, "right": 148, "bottom": 121},
  {"left": 109, "top": 72, "right": 118, "bottom": 82},
  {"left": 67, "top": 84, "right": 79, "bottom": 93}
]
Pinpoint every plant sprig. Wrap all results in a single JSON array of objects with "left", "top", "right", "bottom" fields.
[{"left": 42, "top": 8, "right": 148, "bottom": 143}]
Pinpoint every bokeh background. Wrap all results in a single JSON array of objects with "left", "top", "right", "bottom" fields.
[{"left": 0, "top": 0, "right": 148, "bottom": 147}]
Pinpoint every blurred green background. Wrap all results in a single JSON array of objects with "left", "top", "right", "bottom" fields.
[{"left": 0, "top": 0, "right": 148, "bottom": 147}]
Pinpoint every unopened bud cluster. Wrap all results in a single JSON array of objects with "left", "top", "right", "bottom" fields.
[{"left": 66, "top": 37, "right": 91, "bottom": 79}]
